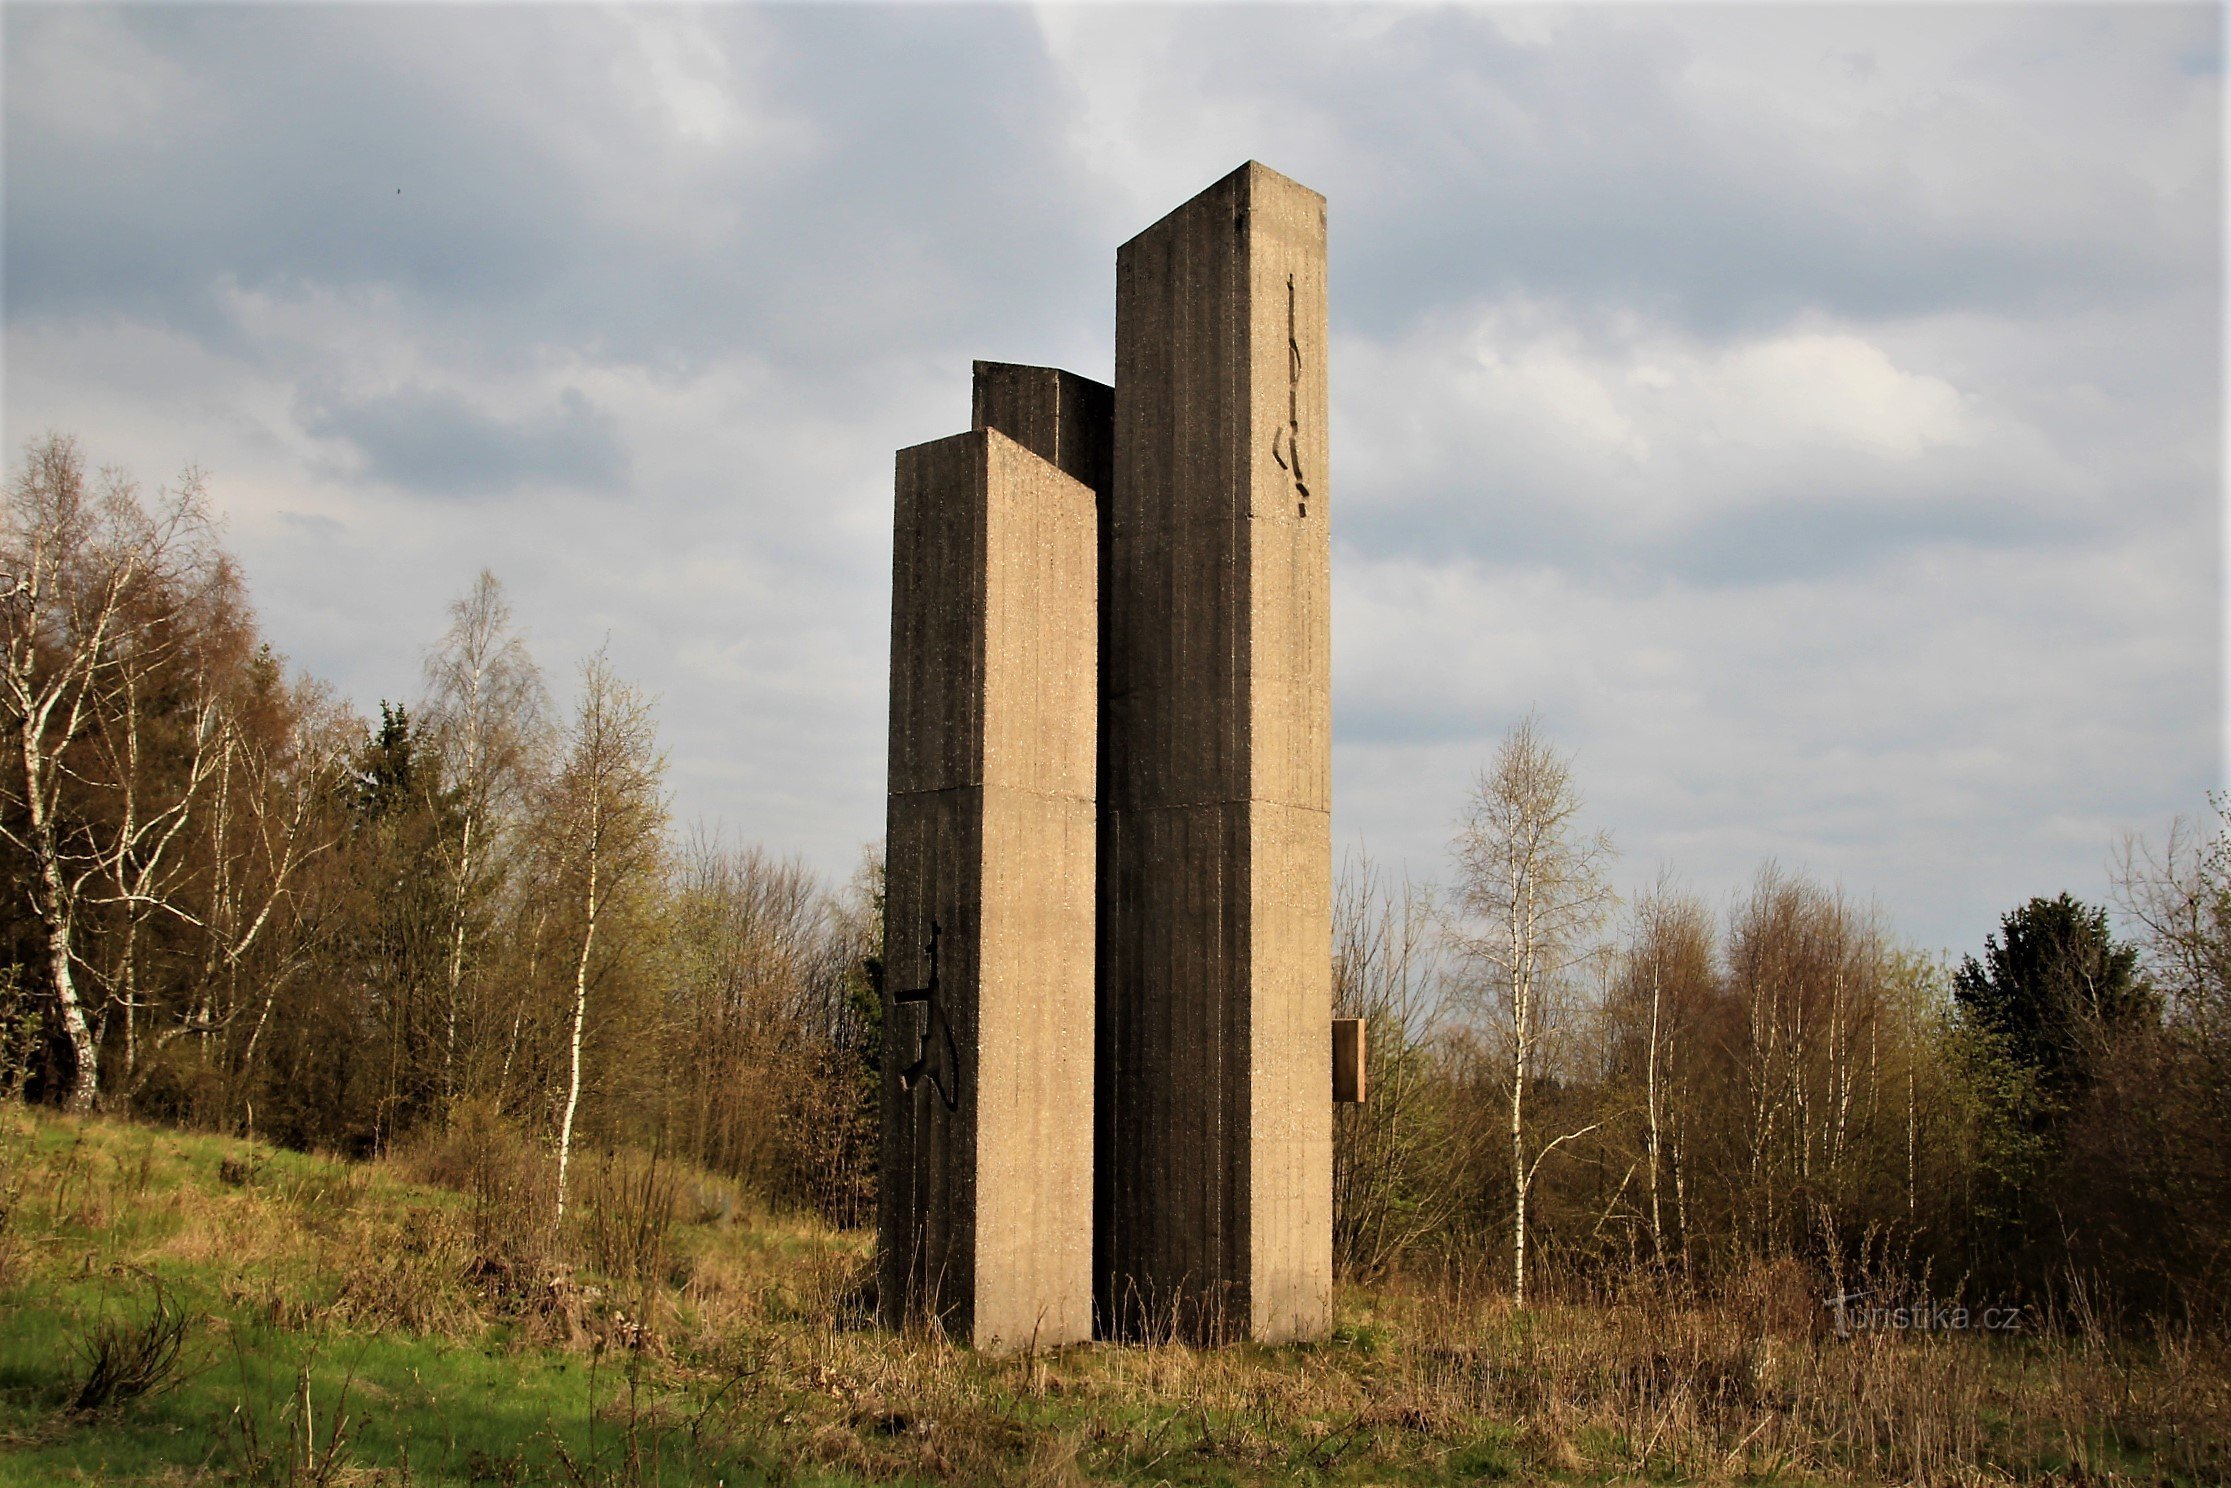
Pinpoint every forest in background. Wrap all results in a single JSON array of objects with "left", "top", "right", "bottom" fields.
[{"left": 4, "top": 433, "right": 2226, "bottom": 1331}]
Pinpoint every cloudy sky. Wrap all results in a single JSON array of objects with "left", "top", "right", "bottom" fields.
[{"left": 5, "top": 3, "right": 2220, "bottom": 957}]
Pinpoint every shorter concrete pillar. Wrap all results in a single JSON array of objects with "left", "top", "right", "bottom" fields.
[{"left": 879, "top": 424, "right": 1097, "bottom": 1350}]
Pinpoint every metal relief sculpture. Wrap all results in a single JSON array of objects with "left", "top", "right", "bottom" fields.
[{"left": 872, "top": 920, "right": 958, "bottom": 1111}]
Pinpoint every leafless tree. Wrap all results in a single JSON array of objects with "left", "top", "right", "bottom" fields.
[
  {"left": 204, "top": 685, "right": 352, "bottom": 1125},
  {"left": 1612, "top": 875, "right": 1716, "bottom": 1275},
  {"left": 1333, "top": 851, "right": 1467, "bottom": 1280},
  {"left": 80, "top": 634, "right": 224, "bottom": 1091},
  {"left": 1451, "top": 714, "right": 1615, "bottom": 1303},
  {"left": 422, "top": 570, "right": 548, "bottom": 1112},
  {"left": 2114, "top": 798, "right": 2231, "bottom": 1046},
  {"left": 548, "top": 650, "right": 664, "bottom": 1224},
  {"left": 1725, "top": 866, "right": 1891, "bottom": 1255},
  {"left": 0, "top": 437, "right": 220, "bottom": 1110}
]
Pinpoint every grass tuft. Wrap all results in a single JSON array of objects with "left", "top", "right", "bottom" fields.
[{"left": 65, "top": 1270, "right": 196, "bottom": 1415}]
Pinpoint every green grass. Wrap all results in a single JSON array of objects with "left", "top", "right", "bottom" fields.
[
  {"left": 0, "top": 1108, "right": 2222, "bottom": 1486},
  {"left": 1, "top": 1307, "right": 622, "bottom": 1484},
  {"left": 0, "top": 1113, "right": 792, "bottom": 1485}
]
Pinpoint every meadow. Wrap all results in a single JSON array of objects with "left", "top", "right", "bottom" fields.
[{"left": 0, "top": 1108, "right": 2221, "bottom": 1487}]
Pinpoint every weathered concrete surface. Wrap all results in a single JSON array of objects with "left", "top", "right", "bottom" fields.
[
  {"left": 972, "top": 363, "right": 1116, "bottom": 798},
  {"left": 881, "top": 427, "right": 1097, "bottom": 1351},
  {"left": 972, "top": 361, "right": 1114, "bottom": 500},
  {"left": 1097, "top": 161, "right": 1333, "bottom": 1343}
]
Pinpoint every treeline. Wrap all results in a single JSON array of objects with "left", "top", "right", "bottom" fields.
[
  {"left": 6, "top": 435, "right": 2226, "bottom": 1324},
  {"left": 1336, "top": 720, "right": 2231, "bottom": 1324},
  {"left": 0, "top": 436, "right": 878, "bottom": 1223}
]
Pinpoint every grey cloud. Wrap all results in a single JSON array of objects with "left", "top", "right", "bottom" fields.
[
  {"left": 1657, "top": 490, "right": 2092, "bottom": 587},
  {"left": 1041, "top": 6, "right": 2218, "bottom": 342},
  {"left": 302, "top": 385, "right": 628, "bottom": 497},
  {"left": 1330, "top": 688, "right": 1513, "bottom": 750},
  {"left": 5, "top": 8, "right": 582, "bottom": 343},
  {"left": 3, "top": 3, "right": 2217, "bottom": 958},
  {"left": 15, "top": 7, "right": 2208, "bottom": 386},
  {"left": 1334, "top": 457, "right": 2105, "bottom": 589},
  {"left": 276, "top": 509, "right": 345, "bottom": 539},
  {"left": 4, "top": 6, "right": 1105, "bottom": 378}
]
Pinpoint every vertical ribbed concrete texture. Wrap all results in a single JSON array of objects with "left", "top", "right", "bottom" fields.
[
  {"left": 971, "top": 361, "right": 1114, "bottom": 501},
  {"left": 1097, "top": 162, "right": 1333, "bottom": 1343},
  {"left": 880, "top": 426, "right": 1098, "bottom": 1351}
]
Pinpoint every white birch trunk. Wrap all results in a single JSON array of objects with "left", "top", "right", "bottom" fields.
[
  {"left": 553, "top": 795, "right": 600, "bottom": 1225},
  {"left": 1646, "top": 957, "right": 1665, "bottom": 1261},
  {"left": 22, "top": 729, "right": 98, "bottom": 1110}
]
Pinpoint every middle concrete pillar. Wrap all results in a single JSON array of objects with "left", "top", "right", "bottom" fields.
[{"left": 1097, "top": 161, "right": 1333, "bottom": 1343}]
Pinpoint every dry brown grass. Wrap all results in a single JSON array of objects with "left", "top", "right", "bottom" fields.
[
  {"left": 630, "top": 1253, "right": 2225, "bottom": 1486},
  {"left": 5, "top": 1109, "right": 2224, "bottom": 1485}
]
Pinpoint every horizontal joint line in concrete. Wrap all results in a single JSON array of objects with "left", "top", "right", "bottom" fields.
[
  {"left": 891, "top": 786, "right": 1096, "bottom": 805},
  {"left": 1105, "top": 800, "right": 1329, "bottom": 816}
]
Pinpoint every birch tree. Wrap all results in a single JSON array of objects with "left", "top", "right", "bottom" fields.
[
  {"left": 1609, "top": 878, "right": 1716, "bottom": 1275},
  {"left": 201, "top": 682, "right": 351, "bottom": 1127},
  {"left": 548, "top": 650, "right": 664, "bottom": 1224},
  {"left": 1451, "top": 715, "right": 1614, "bottom": 1304},
  {"left": 1727, "top": 869, "right": 1891, "bottom": 1253},
  {"left": 89, "top": 667, "right": 222, "bottom": 1090},
  {"left": 422, "top": 570, "right": 547, "bottom": 1111},
  {"left": 0, "top": 437, "right": 220, "bottom": 1110}
]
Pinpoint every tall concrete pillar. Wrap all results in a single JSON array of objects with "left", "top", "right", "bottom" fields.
[
  {"left": 880, "top": 420, "right": 1098, "bottom": 1351},
  {"left": 1097, "top": 162, "right": 1332, "bottom": 1342}
]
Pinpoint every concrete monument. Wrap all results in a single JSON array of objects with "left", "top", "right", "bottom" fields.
[{"left": 880, "top": 162, "right": 1333, "bottom": 1348}]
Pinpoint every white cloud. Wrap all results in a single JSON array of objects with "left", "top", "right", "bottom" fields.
[
  {"left": 1339, "top": 302, "right": 2011, "bottom": 553},
  {"left": 614, "top": 11, "right": 751, "bottom": 147},
  {"left": 1689, "top": 333, "right": 1971, "bottom": 461}
]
